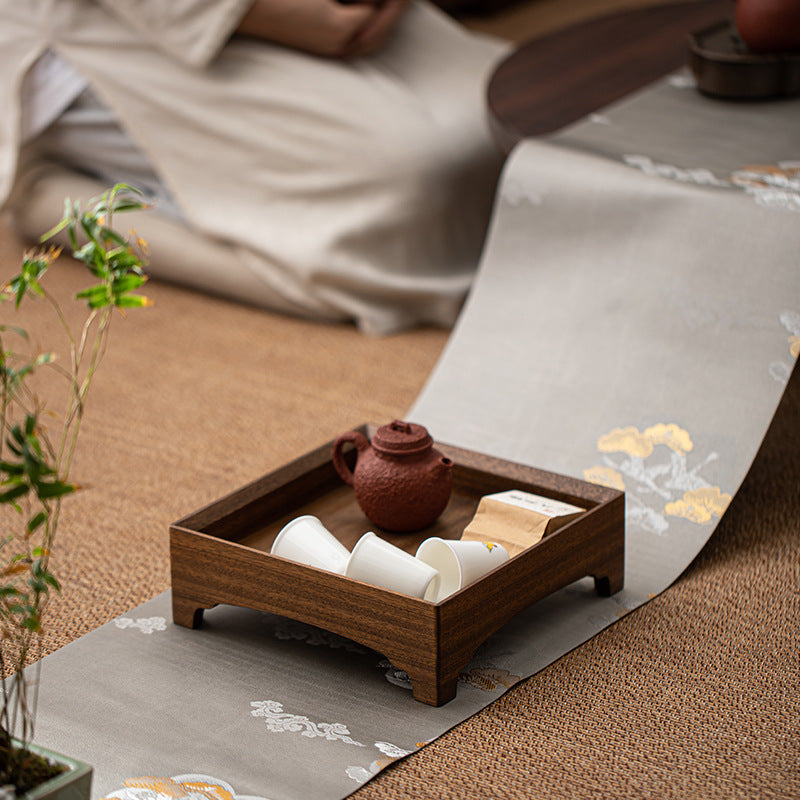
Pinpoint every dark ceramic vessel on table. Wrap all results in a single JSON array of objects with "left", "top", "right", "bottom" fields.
[{"left": 332, "top": 420, "right": 453, "bottom": 532}]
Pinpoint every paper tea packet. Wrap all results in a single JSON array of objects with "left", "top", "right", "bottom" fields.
[{"left": 461, "top": 490, "right": 585, "bottom": 556}]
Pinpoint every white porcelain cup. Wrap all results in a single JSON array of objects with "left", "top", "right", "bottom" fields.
[
  {"left": 415, "top": 537, "right": 509, "bottom": 601},
  {"left": 270, "top": 515, "right": 350, "bottom": 574},
  {"left": 344, "top": 532, "right": 441, "bottom": 600}
]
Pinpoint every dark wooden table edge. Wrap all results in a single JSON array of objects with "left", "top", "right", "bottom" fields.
[{"left": 486, "top": 0, "right": 735, "bottom": 152}]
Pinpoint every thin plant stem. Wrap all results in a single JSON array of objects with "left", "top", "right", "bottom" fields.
[
  {"left": 1, "top": 184, "right": 150, "bottom": 780},
  {"left": 59, "top": 307, "right": 111, "bottom": 481},
  {"left": 40, "top": 287, "right": 74, "bottom": 353}
]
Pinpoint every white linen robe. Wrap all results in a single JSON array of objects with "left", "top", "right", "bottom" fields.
[{"left": 0, "top": 0, "right": 508, "bottom": 333}]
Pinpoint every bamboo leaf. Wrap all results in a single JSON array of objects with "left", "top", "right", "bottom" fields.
[
  {"left": 0, "top": 484, "right": 28, "bottom": 503},
  {"left": 108, "top": 200, "right": 147, "bottom": 213},
  {"left": 111, "top": 182, "right": 143, "bottom": 197},
  {"left": 75, "top": 284, "right": 110, "bottom": 301},
  {"left": 76, "top": 284, "right": 112, "bottom": 309},
  {"left": 25, "top": 435, "right": 46, "bottom": 464},
  {"left": 87, "top": 294, "right": 112, "bottom": 310},
  {"left": 111, "top": 274, "right": 146, "bottom": 293},
  {"left": 0, "top": 325, "right": 29, "bottom": 340},
  {"left": 74, "top": 241, "right": 98, "bottom": 267},
  {"left": 68, "top": 218, "right": 79, "bottom": 253},
  {"left": 44, "top": 573, "right": 61, "bottom": 591},
  {"left": 100, "top": 228, "right": 126, "bottom": 246},
  {"left": 110, "top": 255, "right": 144, "bottom": 274},
  {"left": 0, "top": 461, "right": 25, "bottom": 476},
  {"left": 80, "top": 215, "right": 101, "bottom": 247},
  {"left": 38, "top": 215, "right": 70, "bottom": 243},
  {"left": 114, "top": 294, "right": 152, "bottom": 309},
  {"left": 2, "top": 564, "right": 29, "bottom": 577},
  {"left": 35, "top": 480, "right": 77, "bottom": 500},
  {"left": 27, "top": 513, "right": 47, "bottom": 533}
]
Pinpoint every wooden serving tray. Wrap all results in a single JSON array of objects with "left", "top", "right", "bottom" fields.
[{"left": 170, "top": 425, "right": 625, "bottom": 706}]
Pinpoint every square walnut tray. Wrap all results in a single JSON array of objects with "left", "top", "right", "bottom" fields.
[{"left": 170, "top": 424, "right": 624, "bottom": 706}]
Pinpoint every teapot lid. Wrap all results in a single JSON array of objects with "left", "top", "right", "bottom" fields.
[{"left": 373, "top": 420, "right": 433, "bottom": 456}]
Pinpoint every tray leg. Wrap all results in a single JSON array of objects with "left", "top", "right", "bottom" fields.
[
  {"left": 172, "top": 593, "right": 212, "bottom": 628},
  {"left": 592, "top": 552, "right": 625, "bottom": 596},
  {"left": 396, "top": 643, "right": 479, "bottom": 706},
  {"left": 404, "top": 667, "right": 459, "bottom": 707}
]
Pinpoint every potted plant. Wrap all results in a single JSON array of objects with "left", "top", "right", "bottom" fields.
[{"left": 0, "top": 184, "right": 151, "bottom": 798}]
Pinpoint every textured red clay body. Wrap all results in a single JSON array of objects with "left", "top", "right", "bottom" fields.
[{"left": 332, "top": 420, "right": 453, "bottom": 533}]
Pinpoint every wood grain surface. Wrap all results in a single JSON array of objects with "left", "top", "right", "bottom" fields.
[{"left": 487, "top": 0, "right": 733, "bottom": 151}]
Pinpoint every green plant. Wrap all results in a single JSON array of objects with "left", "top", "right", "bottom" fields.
[{"left": 0, "top": 184, "right": 151, "bottom": 791}]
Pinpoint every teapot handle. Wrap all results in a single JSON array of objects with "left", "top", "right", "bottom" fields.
[{"left": 332, "top": 430, "right": 370, "bottom": 485}]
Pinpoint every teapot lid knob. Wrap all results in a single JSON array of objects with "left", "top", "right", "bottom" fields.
[{"left": 373, "top": 419, "right": 433, "bottom": 456}]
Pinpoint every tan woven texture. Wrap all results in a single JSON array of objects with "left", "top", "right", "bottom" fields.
[
  {"left": 4, "top": 202, "right": 797, "bottom": 800},
  {"left": 2, "top": 1, "right": 798, "bottom": 794}
]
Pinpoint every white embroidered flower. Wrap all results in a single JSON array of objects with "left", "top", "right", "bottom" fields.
[
  {"left": 378, "top": 660, "right": 413, "bottom": 690},
  {"left": 374, "top": 741, "right": 411, "bottom": 758},
  {"left": 345, "top": 747, "right": 408, "bottom": 786},
  {"left": 623, "top": 155, "right": 728, "bottom": 187},
  {"left": 272, "top": 621, "right": 366, "bottom": 653},
  {"left": 345, "top": 766, "right": 373, "bottom": 784},
  {"left": 769, "top": 361, "right": 791, "bottom": 385},
  {"left": 114, "top": 616, "right": 167, "bottom": 634},
  {"left": 667, "top": 73, "right": 697, "bottom": 89},
  {"left": 501, "top": 177, "right": 544, "bottom": 207},
  {"left": 779, "top": 310, "right": 800, "bottom": 338},
  {"left": 250, "top": 701, "right": 364, "bottom": 747}
]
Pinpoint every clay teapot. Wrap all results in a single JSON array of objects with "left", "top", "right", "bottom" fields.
[
  {"left": 332, "top": 420, "right": 453, "bottom": 532},
  {"left": 735, "top": 0, "right": 800, "bottom": 52}
]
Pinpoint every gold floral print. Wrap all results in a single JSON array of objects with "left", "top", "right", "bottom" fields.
[
  {"left": 664, "top": 487, "right": 731, "bottom": 523},
  {"left": 597, "top": 423, "right": 693, "bottom": 459},
  {"left": 458, "top": 667, "right": 521, "bottom": 691},
  {"left": 596, "top": 426, "right": 655, "bottom": 458},
  {"left": 586, "top": 423, "right": 730, "bottom": 534},
  {"left": 728, "top": 163, "right": 800, "bottom": 213},
  {"left": 583, "top": 465, "right": 625, "bottom": 490},
  {"left": 101, "top": 775, "right": 267, "bottom": 800}
]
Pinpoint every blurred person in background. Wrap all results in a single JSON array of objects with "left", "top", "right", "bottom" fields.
[{"left": 1, "top": 0, "right": 508, "bottom": 334}]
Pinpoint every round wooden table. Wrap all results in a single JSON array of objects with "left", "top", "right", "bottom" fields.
[{"left": 487, "top": 0, "right": 733, "bottom": 151}]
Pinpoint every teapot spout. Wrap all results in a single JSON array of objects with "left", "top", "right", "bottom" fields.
[{"left": 435, "top": 455, "right": 454, "bottom": 477}]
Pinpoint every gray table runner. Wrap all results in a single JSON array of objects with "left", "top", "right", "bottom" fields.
[{"left": 31, "top": 73, "right": 799, "bottom": 800}]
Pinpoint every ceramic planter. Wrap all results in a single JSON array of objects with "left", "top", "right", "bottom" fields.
[{"left": 18, "top": 742, "right": 92, "bottom": 800}]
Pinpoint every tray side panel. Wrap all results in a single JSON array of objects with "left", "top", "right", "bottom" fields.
[
  {"left": 170, "top": 526, "right": 444, "bottom": 686},
  {"left": 174, "top": 433, "right": 362, "bottom": 540},
  {"left": 436, "top": 493, "right": 625, "bottom": 672}
]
